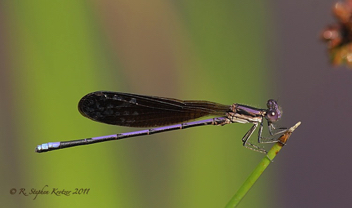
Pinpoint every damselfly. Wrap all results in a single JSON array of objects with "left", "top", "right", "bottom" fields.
[{"left": 36, "top": 91, "right": 286, "bottom": 153}]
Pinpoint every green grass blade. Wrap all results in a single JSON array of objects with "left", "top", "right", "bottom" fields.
[{"left": 225, "top": 122, "right": 301, "bottom": 208}]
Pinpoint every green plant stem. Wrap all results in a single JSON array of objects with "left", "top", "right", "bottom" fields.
[{"left": 225, "top": 122, "right": 301, "bottom": 208}]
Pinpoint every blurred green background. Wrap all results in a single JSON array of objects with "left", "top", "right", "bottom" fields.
[{"left": 1, "top": 1, "right": 277, "bottom": 207}]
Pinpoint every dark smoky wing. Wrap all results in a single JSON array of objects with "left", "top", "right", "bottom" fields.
[{"left": 78, "top": 91, "right": 230, "bottom": 127}]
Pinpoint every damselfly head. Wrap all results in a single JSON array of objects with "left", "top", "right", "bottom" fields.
[{"left": 265, "top": 99, "right": 282, "bottom": 123}]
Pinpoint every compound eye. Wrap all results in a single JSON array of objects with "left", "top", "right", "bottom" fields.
[
  {"left": 266, "top": 110, "right": 279, "bottom": 123},
  {"left": 267, "top": 99, "right": 276, "bottom": 109}
]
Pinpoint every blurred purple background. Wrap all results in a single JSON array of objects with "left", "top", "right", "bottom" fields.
[{"left": 273, "top": 0, "right": 352, "bottom": 207}]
